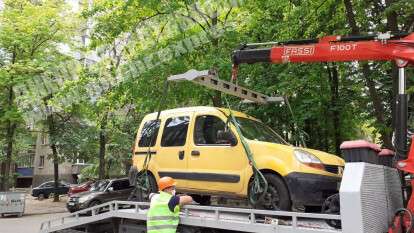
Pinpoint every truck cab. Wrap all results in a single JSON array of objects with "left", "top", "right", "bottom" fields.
[{"left": 132, "top": 106, "right": 344, "bottom": 210}]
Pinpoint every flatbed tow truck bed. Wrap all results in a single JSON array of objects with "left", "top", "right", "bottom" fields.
[
  {"left": 39, "top": 163, "right": 403, "bottom": 233},
  {"left": 39, "top": 201, "right": 340, "bottom": 233}
]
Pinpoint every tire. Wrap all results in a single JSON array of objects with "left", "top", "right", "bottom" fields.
[
  {"left": 252, "top": 173, "right": 291, "bottom": 211},
  {"left": 128, "top": 173, "right": 157, "bottom": 202},
  {"left": 38, "top": 193, "right": 45, "bottom": 200},
  {"left": 89, "top": 200, "right": 101, "bottom": 207},
  {"left": 88, "top": 200, "right": 102, "bottom": 215},
  {"left": 321, "top": 194, "right": 341, "bottom": 229},
  {"left": 191, "top": 195, "right": 211, "bottom": 206},
  {"left": 305, "top": 206, "right": 322, "bottom": 213}
]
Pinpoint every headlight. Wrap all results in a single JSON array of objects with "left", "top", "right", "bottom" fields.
[
  {"left": 78, "top": 196, "right": 92, "bottom": 203},
  {"left": 294, "top": 149, "right": 325, "bottom": 171}
]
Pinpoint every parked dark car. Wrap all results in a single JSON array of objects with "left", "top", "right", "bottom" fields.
[
  {"left": 31, "top": 181, "right": 71, "bottom": 199},
  {"left": 68, "top": 180, "right": 95, "bottom": 197},
  {"left": 66, "top": 178, "right": 134, "bottom": 213}
]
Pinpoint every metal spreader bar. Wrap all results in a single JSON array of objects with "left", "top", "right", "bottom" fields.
[{"left": 168, "top": 69, "right": 283, "bottom": 104}]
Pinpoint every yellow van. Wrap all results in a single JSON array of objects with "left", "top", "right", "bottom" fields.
[{"left": 131, "top": 106, "right": 344, "bottom": 210}]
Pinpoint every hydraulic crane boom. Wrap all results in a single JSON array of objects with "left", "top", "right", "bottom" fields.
[
  {"left": 232, "top": 32, "right": 414, "bottom": 160},
  {"left": 233, "top": 32, "right": 414, "bottom": 66}
]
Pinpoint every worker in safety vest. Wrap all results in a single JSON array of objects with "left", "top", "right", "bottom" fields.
[{"left": 147, "top": 176, "right": 193, "bottom": 233}]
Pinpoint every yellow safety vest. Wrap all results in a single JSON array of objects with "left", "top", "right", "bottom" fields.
[{"left": 147, "top": 191, "right": 180, "bottom": 233}]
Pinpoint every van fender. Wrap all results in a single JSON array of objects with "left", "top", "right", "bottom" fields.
[
  {"left": 241, "top": 156, "right": 292, "bottom": 196},
  {"left": 255, "top": 156, "right": 292, "bottom": 177}
]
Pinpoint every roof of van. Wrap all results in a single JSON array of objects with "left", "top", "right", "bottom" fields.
[{"left": 143, "top": 106, "right": 259, "bottom": 121}]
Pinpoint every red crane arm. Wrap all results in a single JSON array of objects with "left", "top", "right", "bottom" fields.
[{"left": 233, "top": 33, "right": 414, "bottom": 67}]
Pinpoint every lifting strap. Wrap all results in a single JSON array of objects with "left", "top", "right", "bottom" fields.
[
  {"left": 223, "top": 96, "right": 268, "bottom": 205},
  {"left": 134, "top": 80, "right": 170, "bottom": 199}
]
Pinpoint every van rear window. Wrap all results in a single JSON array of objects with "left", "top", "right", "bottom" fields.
[{"left": 138, "top": 120, "right": 160, "bottom": 147}]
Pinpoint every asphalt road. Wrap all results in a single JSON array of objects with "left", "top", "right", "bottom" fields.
[
  {"left": 0, "top": 212, "right": 68, "bottom": 233},
  {"left": 0, "top": 193, "right": 69, "bottom": 233}
]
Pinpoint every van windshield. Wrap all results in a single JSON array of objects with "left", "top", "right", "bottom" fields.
[{"left": 235, "top": 117, "right": 288, "bottom": 145}]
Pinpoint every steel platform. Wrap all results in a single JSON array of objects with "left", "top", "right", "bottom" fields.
[{"left": 39, "top": 201, "right": 340, "bottom": 233}]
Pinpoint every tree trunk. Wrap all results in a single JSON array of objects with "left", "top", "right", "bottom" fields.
[
  {"left": 327, "top": 64, "right": 342, "bottom": 156},
  {"left": 4, "top": 121, "right": 16, "bottom": 191},
  {"left": 363, "top": 66, "right": 392, "bottom": 147},
  {"left": 343, "top": 0, "right": 392, "bottom": 148},
  {"left": 210, "top": 10, "right": 222, "bottom": 107},
  {"left": 385, "top": 0, "right": 399, "bottom": 148},
  {"left": 2, "top": 85, "right": 16, "bottom": 191},
  {"left": 51, "top": 143, "right": 59, "bottom": 202},
  {"left": 99, "top": 112, "right": 108, "bottom": 179},
  {"left": 211, "top": 92, "right": 222, "bottom": 107},
  {"left": 0, "top": 162, "right": 5, "bottom": 191},
  {"left": 44, "top": 98, "right": 60, "bottom": 202}
]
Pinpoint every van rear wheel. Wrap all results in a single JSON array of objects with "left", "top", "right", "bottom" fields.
[
  {"left": 129, "top": 173, "right": 157, "bottom": 202},
  {"left": 252, "top": 174, "right": 291, "bottom": 211}
]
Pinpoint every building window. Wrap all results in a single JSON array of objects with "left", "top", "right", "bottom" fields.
[
  {"left": 17, "top": 146, "right": 35, "bottom": 168},
  {"left": 39, "top": 156, "right": 45, "bottom": 168}
]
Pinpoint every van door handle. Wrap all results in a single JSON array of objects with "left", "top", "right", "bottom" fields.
[
  {"left": 178, "top": 151, "right": 185, "bottom": 160},
  {"left": 191, "top": 150, "right": 200, "bottom": 156}
]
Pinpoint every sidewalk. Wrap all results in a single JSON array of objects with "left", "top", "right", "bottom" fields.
[
  {"left": 0, "top": 192, "right": 69, "bottom": 233},
  {"left": 25, "top": 194, "right": 68, "bottom": 215}
]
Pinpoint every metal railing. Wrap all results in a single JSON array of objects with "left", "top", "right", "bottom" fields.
[
  {"left": 40, "top": 201, "right": 341, "bottom": 233},
  {"left": 39, "top": 201, "right": 149, "bottom": 232}
]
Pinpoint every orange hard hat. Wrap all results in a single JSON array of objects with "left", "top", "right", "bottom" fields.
[{"left": 158, "top": 176, "right": 177, "bottom": 191}]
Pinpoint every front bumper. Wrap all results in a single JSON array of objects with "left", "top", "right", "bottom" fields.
[
  {"left": 66, "top": 201, "right": 88, "bottom": 212},
  {"left": 285, "top": 172, "right": 341, "bottom": 207}
]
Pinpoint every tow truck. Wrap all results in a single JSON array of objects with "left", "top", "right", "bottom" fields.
[{"left": 39, "top": 32, "right": 414, "bottom": 233}]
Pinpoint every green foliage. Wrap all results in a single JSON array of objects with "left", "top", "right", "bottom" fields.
[
  {"left": 2, "top": 0, "right": 413, "bottom": 181},
  {"left": 0, "top": 0, "right": 79, "bottom": 189}
]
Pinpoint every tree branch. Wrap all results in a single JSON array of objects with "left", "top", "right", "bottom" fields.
[
  {"left": 224, "top": 7, "right": 233, "bottom": 24},
  {"left": 176, "top": 13, "right": 208, "bottom": 33},
  {"left": 187, "top": 3, "right": 211, "bottom": 28}
]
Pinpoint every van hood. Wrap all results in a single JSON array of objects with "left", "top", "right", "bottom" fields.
[
  {"left": 300, "top": 148, "right": 345, "bottom": 165},
  {"left": 247, "top": 140, "right": 344, "bottom": 165}
]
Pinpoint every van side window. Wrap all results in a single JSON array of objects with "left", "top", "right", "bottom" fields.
[
  {"left": 194, "top": 115, "right": 233, "bottom": 145},
  {"left": 138, "top": 120, "right": 160, "bottom": 147},
  {"left": 161, "top": 116, "right": 190, "bottom": 147}
]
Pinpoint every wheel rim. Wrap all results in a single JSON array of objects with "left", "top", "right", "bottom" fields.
[{"left": 262, "top": 184, "right": 280, "bottom": 210}]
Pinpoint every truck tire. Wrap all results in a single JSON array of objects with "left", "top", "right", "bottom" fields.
[{"left": 253, "top": 173, "right": 291, "bottom": 211}]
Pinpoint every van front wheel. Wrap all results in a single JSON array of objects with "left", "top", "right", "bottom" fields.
[{"left": 252, "top": 174, "right": 291, "bottom": 211}]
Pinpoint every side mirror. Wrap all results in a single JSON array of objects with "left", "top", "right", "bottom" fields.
[
  {"left": 107, "top": 187, "right": 114, "bottom": 192},
  {"left": 217, "top": 130, "right": 237, "bottom": 146}
]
